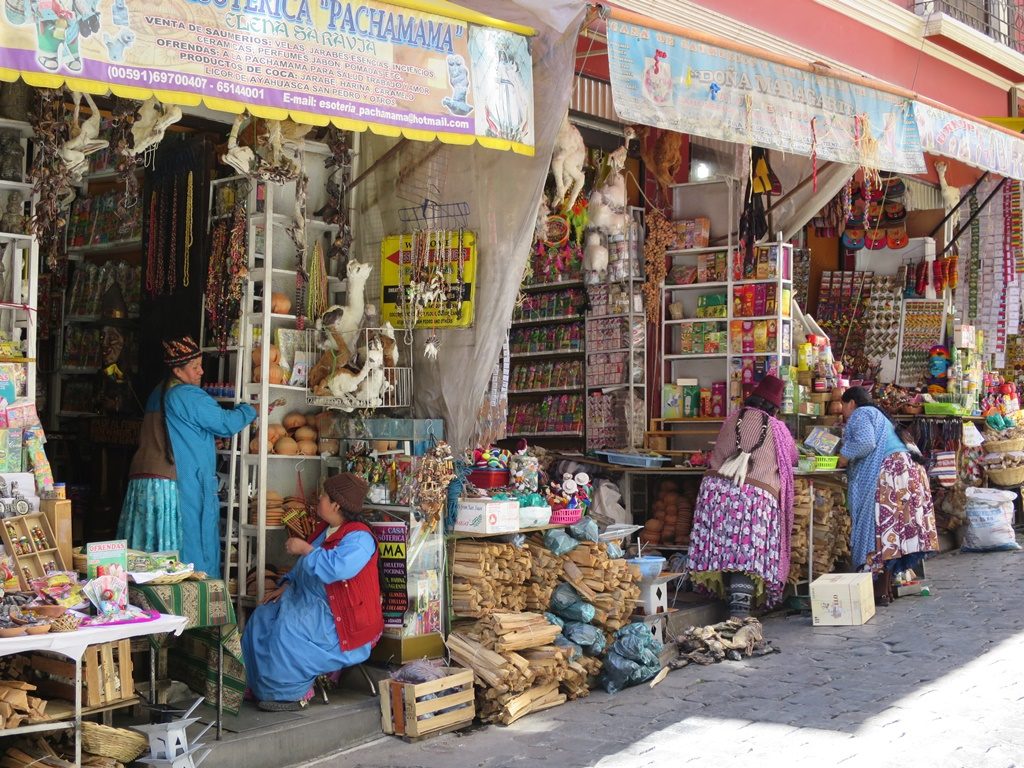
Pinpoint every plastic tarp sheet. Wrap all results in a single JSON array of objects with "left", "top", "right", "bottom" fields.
[{"left": 352, "top": 0, "right": 586, "bottom": 453}]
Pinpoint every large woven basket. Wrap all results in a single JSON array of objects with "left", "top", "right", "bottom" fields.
[
  {"left": 81, "top": 722, "right": 148, "bottom": 762},
  {"left": 986, "top": 465, "right": 1024, "bottom": 487},
  {"left": 983, "top": 437, "right": 1024, "bottom": 454}
]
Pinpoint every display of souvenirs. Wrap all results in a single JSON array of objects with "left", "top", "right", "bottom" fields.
[
  {"left": 587, "top": 390, "right": 631, "bottom": 449},
  {"left": 672, "top": 217, "right": 710, "bottom": 249},
  {"left": 734, "top": 242, "right": 791, "bottom": 281},
  {"left": 510, "top": 323, "right": 582, "bottom": 355},
  {"left": 62, "top": 328, "right": 103, "bottom": 369},
  {"left": 66, "top": 260, "right": 141, "bottom": 318},
  {"left": 588, "top": 282, "right": 642, "bottom": 316},
  {"left": 588, "top": 350, "right": 638, "bottom": 387},
  {"left": 524, "top": 242, "right": 583, "bottom": 286},
  {"left": 510, "top": 360, "right": 583, "bottom": 392},
  {"left": 729, "top": 319, "right": 780, "bottom": 354},
  {"left": 587, "top": 317, "right": 627, "bottom": 352},
  {"left": 676, "top": 321, "right": 727, "bottom": 355},
  {"left": 507, "top": 394, "right": 583, "bottom": 435},
  {"left": 695, "top": 292, "right": 727, "bottom": 318},
  {"left": 66, "top": 189, "right": 142, "bottom": 247},
  {"left": 513, "top": 288, "right": 585, "bottom": 322},
  {"left": 731, "top": 283, "right": 790, "bottom": 318}
]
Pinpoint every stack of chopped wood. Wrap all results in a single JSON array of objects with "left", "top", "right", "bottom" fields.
[
  {"left": 451, "top": 540, "right": 531, "bottom": 617},
  {"left": 788, "top": 479, "right": 813, "bottom": 584},
  {"left": 447, "top": 624, "right": 569, "bottom": 725},
  {"left": 562, "top": 542, "right": 641, "bottom": 633},
  {"left": 446, "top": 631, "right": 534, "bottom": 695},
  {"left": 474, "top": 612, "right": 562, "bottom": 652},
  {"left": 789, "top": 480, "right": 849, "bottom": 582},
  {"left": 523, "top": 537, "right": 563, "bottom": 611},
  {"left": 0, "top": 681, "right": 48, "bottom": 730}
]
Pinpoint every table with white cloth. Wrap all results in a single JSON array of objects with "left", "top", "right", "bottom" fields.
[{"left": 0, "top": 614, "right": 188, "bottom": 766}]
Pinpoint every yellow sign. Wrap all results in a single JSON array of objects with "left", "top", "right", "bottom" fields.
[
  {"left": 0, "top": 0, "right": 536, "bottom": 154},
  {"left": 380, "top": 230, "right": 476, "bottom": 329}
]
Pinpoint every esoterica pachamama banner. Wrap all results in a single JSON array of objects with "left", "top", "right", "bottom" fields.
[{"left": 0, "top": 0, "right": 536, "bottom": 154}]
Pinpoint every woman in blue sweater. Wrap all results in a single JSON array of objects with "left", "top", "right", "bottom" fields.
[{"left": 838, "top": 387, "right": 938, "bottom": 605}]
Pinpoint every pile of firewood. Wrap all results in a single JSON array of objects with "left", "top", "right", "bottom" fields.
[
  {"left": 789, "top": 480, "right": 850, "bottom": 583},
  {"left": 451, "top": 541, "right": 531, "bottom": 618},
  {"left": 2, "top": 737, "right": 124, "bottom": 768},
  {"left": 562, "top": 542, "right": 641, "bottom": 633},
  {"left": 523, "top": 537, "right": 562, "bottom": 611},
  {"left": 446, "top": 626, "right": 568, "bottom": 725},
  {"left": 473, "top": 612, "right": 562, "bottom": 652},
  {"left": 0, "top": 681, "right": 48, "bottom": 730}
]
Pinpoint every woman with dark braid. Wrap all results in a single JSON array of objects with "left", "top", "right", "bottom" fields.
[{"left": 118, "top": 336, "right": 255, "bottom": 575}]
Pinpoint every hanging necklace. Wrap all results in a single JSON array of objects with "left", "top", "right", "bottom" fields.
[
  {"left": 183, "top": 170, "right": 193, "bottom": 287},
  {"left": 145, "top": 190, "right": 159, "bottom": 295},
  {"left": 167, "top": 176, "right": 179, "bottom": 293}
]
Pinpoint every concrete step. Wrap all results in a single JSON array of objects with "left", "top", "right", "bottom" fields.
[
  {"left": 117, "top": 678, "right": 383, "bottom": 768},
  {"left": 191, "top": 691, "right": 380, "bottom": 768}
]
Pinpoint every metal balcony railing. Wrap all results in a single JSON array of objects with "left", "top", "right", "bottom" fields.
[{"left": 907, "top": 0, "right": 1024, "bottom": 54}]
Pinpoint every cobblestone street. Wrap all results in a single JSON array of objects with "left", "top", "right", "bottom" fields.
[{"left": 321, "top": 548, "right": 1024, "bottom": 768}]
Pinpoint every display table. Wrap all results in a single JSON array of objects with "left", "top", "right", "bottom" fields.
[
  {"left": 129, "top": 579, "right": 241, "bottom": 739},
  {"left": 0, "top": 613, "right": 187, "bottom": 767}
]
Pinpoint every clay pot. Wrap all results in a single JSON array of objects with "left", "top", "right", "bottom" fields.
[
  {"left": 274, "top": 436, "right": 299, "bottom": 455},
  {"left": 268, "top": 365, "right": 284, "bottom": 385},
  {"left": 271, "top": 292, "right": 292, "bottom": 314},
  {"left": 252, "top": 345, "right": 280, "bottom": 367},
  {"left": 372, "top": 439, "right": 389, "bottom": 452},
  {"left": 319, "top": 438, "right": 340, "bottom": 456},
  {"left": 297, "top": 440, "right": 318, "bottom": 456},
  {"left": 294, "top": 426, "right": 317, "bottom": 442},
  {"left": 283, "top": 412, "right": 307, "bottom": 431}
]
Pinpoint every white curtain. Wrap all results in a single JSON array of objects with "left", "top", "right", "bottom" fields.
[{"left": 351, "top": 0, "right": 587, "bottom": 454}]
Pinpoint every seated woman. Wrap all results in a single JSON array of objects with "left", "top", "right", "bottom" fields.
[{"left": 241, "top": 473, "right": 383, "bottom": 711}]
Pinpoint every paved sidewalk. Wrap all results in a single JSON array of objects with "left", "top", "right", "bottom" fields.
[{"left": 322, "top": 548, "right": 1024, "bottom": 768}]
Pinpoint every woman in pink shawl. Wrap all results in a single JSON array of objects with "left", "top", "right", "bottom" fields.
[{"left": 686, "top": 375, "right": 797, "bottom": 616}]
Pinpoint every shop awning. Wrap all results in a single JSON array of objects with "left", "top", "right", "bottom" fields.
[
  {"left": 916, "top": 110, "right": 1024, "bottom": 181},
  {"left": 0, "top": 0, "right": 537, "bottom": 155},
  {"left": 603, "top": 6, "right": 927, "bottom": 174}
]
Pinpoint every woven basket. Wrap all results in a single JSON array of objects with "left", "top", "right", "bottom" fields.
[
  {"left": 72, "top": 550, "right": 87, "bottom": 575},
  {"left": 81, "top": 722, "right": 148, "bottom": 763},
  {"left": 49, "top": 613, "right": 82, "bottom": 633},
  {"left": 986, "top": 465, "right": 1024, "bottom": 486},
  {"left": 983, "top": 437, "right": 1024, "bottom": 454},
  {"left": 549, "top": 507, "right": 582, "bottom": 525}
]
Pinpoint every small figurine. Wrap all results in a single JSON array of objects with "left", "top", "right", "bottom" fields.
[
  {"left": 1, "top": 193, "right": 25, "bottom": 234},
  {"left": 0, "top": 131, "right": 24, "bottom": 182}
]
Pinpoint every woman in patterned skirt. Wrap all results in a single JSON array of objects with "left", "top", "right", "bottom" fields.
[
  {"left": 687, "top": 376, "right": 797, "bottom": 616},
  {"left": 838, "top": 387, "right": 939, "bottom": 605}
]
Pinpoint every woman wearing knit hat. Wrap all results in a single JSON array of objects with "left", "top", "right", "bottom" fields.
[
  {"left": 242, "top": 472, "right": 383, "bottom": 712},
  {"left": 118, "top": 336, "right": 256, "bottom": 575},
  {"left": 686, "top": 375, "right": 798, "bottom": 617}
]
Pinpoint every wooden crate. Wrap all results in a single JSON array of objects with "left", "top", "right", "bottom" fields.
[
  {"left": 0, "top": 510, "right": 67, "bottom": 590},
  {"left": 379, "top": 667, "right": 474, "bottom": 741},
  {"left": 30, "top": 639, "right": 134, "bottom": 707}
]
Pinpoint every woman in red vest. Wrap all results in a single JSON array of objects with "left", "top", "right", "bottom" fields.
[{"left": 241, "top": 472, "right": 383, "bottom": 712}]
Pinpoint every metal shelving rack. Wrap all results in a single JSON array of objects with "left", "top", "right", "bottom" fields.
[
  {"left": 0, "top": 119, "right": 39, "bottom": 421},
  {"left": 584, "top": 206, "right": 647, "bottom": 450},
  {"left": 205, "top": 142, "right": 349, "bottom": 623}
]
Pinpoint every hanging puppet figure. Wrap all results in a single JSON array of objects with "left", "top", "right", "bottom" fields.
[{"left": 441, "top": 54, "right": 472, "bottom": 116}]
